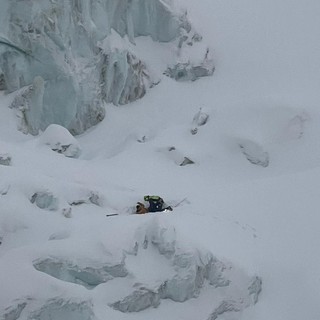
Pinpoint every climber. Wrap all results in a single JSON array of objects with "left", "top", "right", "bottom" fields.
[
  {"left": 135, "top": 195, "right": 172, "bottom": 214},
  {"left": 135, "top": 202, "right": 149, "bottom": 214}
]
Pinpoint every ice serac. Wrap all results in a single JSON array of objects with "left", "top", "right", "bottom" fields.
[
  {"left": 109, "top": 218, "right": 261, "bottom": 314},
  {"left": 33, "top": 256, "right": 128, "bottom": 289},
  {"left": 2, "top": 299, "right": 97, "bottom": 320},
  {"left": 97, "top": 30, "right": 153, "bottom": 106},
  {"left": 28, "top": 300, "right": 96, "bottom": 320},
  {"left": 0, "top": 0, "right": 208, "bottom": 135}
]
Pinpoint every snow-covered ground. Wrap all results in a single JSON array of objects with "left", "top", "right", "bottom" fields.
[{"left": 1, "top": 0, "right": 320, "bottom": 319}]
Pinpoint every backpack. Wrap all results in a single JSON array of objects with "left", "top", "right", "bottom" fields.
[{"left": 144, "top": 195, "right": 164, "bottom": 212}]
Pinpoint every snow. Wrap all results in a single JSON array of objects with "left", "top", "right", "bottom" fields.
[
  {"left": 1, "top": 0, "right": 320, "bottom": 320},
  {"left": 38, "top": 124, "right": 82, "bottom": 158}
]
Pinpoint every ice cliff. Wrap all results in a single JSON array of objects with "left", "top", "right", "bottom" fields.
[{"left": 0, "top": 0, "right": 214, "bottom": 135}]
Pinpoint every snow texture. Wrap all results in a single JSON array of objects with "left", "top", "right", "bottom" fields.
[{"left": 1, "top": 0, "right": 320, "bottom": 320}]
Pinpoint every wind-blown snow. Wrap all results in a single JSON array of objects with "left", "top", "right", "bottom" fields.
[{"left": 1, "top": 0, "right": 320, "bottom": 320}]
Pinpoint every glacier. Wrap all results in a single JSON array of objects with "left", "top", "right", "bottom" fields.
[{"left": 0, "top": 0, "right": 213, "bottom": 135}]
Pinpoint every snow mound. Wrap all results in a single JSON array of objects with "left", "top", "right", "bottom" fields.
[
  {"left": 239, "top": 139, "right": 269, "bottom": 167},
  {"left": 38, "top": 124, "right": 81, "bottom": 158},
  {"left": 159, "top": 146, "right": 195, "bottom": 166},
  {"left": 282, "top": 112, "right": 310, "bottom": 141},
  {"left": 30, "top": 190, "right": 59, "bottom": 211},
  {"left": 0, "top": 153, "right": 11, "bottom": 166},
  {"left": 191, "top": 107, "right": 210, "bottom": 135},
  {"left": 165, "top": 55, "right": 214, "bottom": 81}
]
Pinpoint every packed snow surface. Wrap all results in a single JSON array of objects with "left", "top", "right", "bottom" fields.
[{"left": 1, "top": 0, "right": 320, "bottom": 320}]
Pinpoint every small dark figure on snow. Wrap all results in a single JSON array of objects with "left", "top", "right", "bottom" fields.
[{"left": 135, "top": 195, "right": 172, "bottom": 214}]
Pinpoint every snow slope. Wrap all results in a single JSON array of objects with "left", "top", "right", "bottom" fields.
[{"left": 1, "top": 0, "right": 320, "bottom": 319}]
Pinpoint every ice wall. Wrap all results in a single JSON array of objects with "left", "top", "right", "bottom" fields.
[{"left": 0, "top": 0, "right": 212, "bottom": 135}]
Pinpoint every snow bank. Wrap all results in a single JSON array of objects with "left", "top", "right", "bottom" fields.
[{"left": 38, "top": 124, "right": 81, "bottom": 158}]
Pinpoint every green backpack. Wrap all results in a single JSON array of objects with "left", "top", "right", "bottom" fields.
[{"left": 144, "top": 195, "right": 164, "bottom": 212}]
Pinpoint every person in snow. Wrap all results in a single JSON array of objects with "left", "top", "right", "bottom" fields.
[{"left": 135, "top": 195, "right": 172, "bottom": 214}]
